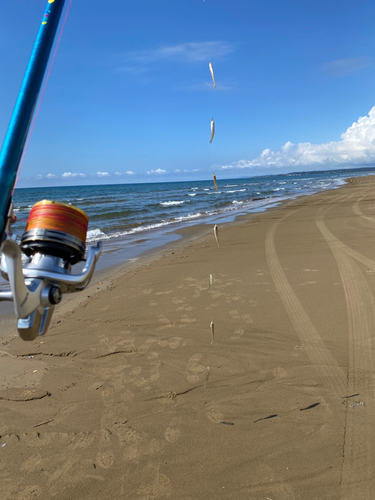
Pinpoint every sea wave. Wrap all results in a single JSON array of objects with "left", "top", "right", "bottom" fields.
[
  {"left": 160, "top": 201, "right": 185, "bottom": 206},
  {"left": 86, "top": 212, "right": 205, "bottom": 242},
  {"left": 86, "top": 228, "right": 108, "bottom": 242}
]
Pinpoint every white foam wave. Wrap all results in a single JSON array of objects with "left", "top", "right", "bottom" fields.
[
  {"left": 87, "top": 213, "right": 206, "bottom": 242},
  {"left": 232, "top": 200, "right": 243, "bottom": 204},
  {"left": 188, "top": 193, "right": 196, "bottom": 196},
  {"left": 86, "top": 228, "right": 108, "bottom": 242},
  {"left": 226, "top": 189, "right": 246, "bottom": 193},
  {"left": 224, "top": 184, "right": 238, "bottom": 187},
  {"left": 160, "top": 201, "right": 185, "bottom": 206}
]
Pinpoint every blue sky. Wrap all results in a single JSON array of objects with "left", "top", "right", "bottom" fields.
[{"left": 1, "top": 0, "right": 375, "bottom": 187}]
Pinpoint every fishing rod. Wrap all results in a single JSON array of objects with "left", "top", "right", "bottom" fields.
[{"left": 0, "top": 0, "right": 102, "bottom": 341}]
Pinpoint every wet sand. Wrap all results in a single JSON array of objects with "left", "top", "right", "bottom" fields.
[{"left": 1, "top": 176, "right": 375, "bottom": 499}]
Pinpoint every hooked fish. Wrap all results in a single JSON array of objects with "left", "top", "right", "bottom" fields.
[
  {"left": 209, "top": 274, "right": 213, "bottom": 293},
  {"left": 214, "top": 224, "right": 219, "bottom": 247},
  {"left": 209, "top": 62, "right": 216, "bottom": 88},
  {"left": 210, "top": 118, "right": 215, "bottom": 143},
  {"left": 213, "top": 172, "right": 218, "bottom": 192},
  {"left": 210, "top": 322, "right": 214, "bottom": 344}
]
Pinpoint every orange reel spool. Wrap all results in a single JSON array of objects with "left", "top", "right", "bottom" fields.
[{"left": 21, "top": 200, "right": 89, "bottom": 264}]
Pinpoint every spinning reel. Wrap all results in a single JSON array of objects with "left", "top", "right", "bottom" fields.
[{"left": 0, "top": 201, "right": 102, "bottom": 341}]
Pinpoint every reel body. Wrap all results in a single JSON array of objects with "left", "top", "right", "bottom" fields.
[{"left": 0, "top": 200, "right": 102, "bottom": 341}]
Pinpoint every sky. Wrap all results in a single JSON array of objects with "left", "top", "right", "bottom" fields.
[{"left": 1, "top": 0, "right": 375, "bottom": 187}]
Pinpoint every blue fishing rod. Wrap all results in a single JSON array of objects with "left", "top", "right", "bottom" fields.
[{"left": 0, "top": 0, "right": 102, "bottom": 341}]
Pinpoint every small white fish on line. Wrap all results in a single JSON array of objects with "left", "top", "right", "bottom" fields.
[
  {"left": 210, "top": 321, "right": 214, "bottom": 344},
  {"left": 209, "top": 62, "right": 216, "bottom": 87},
  {"left": 214, "top": 224, "right": 219, "bottom": 247},
  {"left": 213, "top": 172, "right": 218, "bottom": 192},
  {"left": 210, "top": 118, "right": 215, "bottom": 143}
]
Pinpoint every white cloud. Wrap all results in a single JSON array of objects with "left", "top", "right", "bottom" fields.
[
  {"left": 46, "top": 173, "right": 57, "bottom": 178},
  {"left": 115, "top": 171, "right": 135, "bottom": 176},
  {"left": 147, "top": 168, "right": 166, "bottom": 174},
  {"left": 220, "top": 107, "right": 375, "bottom": 171},
  {"left": 96, "top": 171, "right": 109, "bottom": 177},
  {"left": 174, "top": 169, "right": 181, "bottom": 173},
  {"left": 62, "top": 172, "right": 86, "bottom": 178},
  {"left": 323, "top": 57, "right": 373, "bottom": 77},
  {"left": 122, "top": 41, "right": 234, "bottom": 65},
  {"left": 36, "top": 174, "right": 43, "bottom": 179}
]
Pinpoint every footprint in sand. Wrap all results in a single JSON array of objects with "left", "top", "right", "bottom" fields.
[
  {"left": 172, "top": 297, "right": 185, "bottom": 304},
  {"left": 158, "top": 315, "right": 171, "bottom": 324},
  {"left": 17, "top": 484, "right": 42, "bottom": 499},
  {"left": 180, "top": 315, "right": 196, "bottom": 324},
  {"left": 96, "top": 428, "right": 115, "bottom": 469},
  {"left": 167, "top": 338, "right": 182, "bottom": 349},
  {"left": 137, "top": 467, "right": 172, "bottom": 499},
  {"left": 157, "top": 316, "right": 174, "bottom": 331},
  {"left": 185, "top": 354, "right": 206, "bottom": 383},
  {"left": 231, "top": 328, "right": 244, "bottom": 340},
  {"left": 164, "top": 427, "right": 181, "bottom": 443},
  {"left": 291, "top": 345, "right": 305, "bottom": 357},
  {"left": 273, "top": 367, "right": 288, "bottom": 379},
  {"left": 206, "top": 407, "right": 225, "bottom": 424},
  {"left": 147, "top": 351, "right": 159, "bottom": 360},
  {"left": 242, "top": 314, "right": 253, "bottom": 324}
]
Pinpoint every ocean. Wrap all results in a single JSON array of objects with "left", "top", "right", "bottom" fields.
[{"left": 2, "top": 166, "right": 375, "bottom": 292}]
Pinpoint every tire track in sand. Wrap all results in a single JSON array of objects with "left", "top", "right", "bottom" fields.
[
  {"left": 265, "top": 209, "right": 346, "bottom": 395},
  {"left": 353, "top": 192, "right": 375, "bottom": 225},
  {"left": 316, "top": 205, "right": 375, "bottom": 499}
]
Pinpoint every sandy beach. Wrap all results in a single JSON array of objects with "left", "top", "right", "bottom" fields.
[{"left": 1, "top": 175, "right": 375, "bottom": 499}]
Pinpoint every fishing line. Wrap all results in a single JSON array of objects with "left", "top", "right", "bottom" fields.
[{"left": 13, "top": 0, "right": 73, "bottom": 193}]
